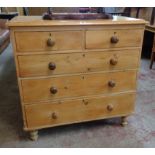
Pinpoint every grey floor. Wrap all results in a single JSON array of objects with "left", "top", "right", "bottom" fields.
[{"left": 1, "top": 44, "right": 155, "bottom": 148}]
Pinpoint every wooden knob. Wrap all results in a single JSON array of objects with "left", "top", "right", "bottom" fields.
[
  {"left": 107, "top": 104, "right": 114, "bottom": 111},
  {"left": 108, "top": 80, "right": 116, "bottom": 88},
  {"left": 48, "top": 62, "right": 56, "bottom": 70},
  {"left": 111, "top": 36, "right": 119, "bottom": 44},
  {"left": 50, "top": 87, "right": 58, "bottom": 94},
  {"left": 47, "top": 38, "right": 55, "bottom": 47},
  {"left": 51, "top": 112, "right": 58, "bottom": 119},
  {"left": 110, "top": 58, "right": 118, "bottom": 65}
]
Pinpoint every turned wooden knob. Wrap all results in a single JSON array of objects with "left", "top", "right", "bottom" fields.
[
  {"left": 50, "top": 87, "right": 58, "bottom": 94},
  {"left": 107, "top": 104, "right": 114, "bottom": 111},
  {"left": 110, "top": 58, "right": 118, "bottom": 65},
  {"left": 51, "top": 112, "right": 58, "bottom": 119},
  {"left": 47, "top": 38, "right": 55, "bottom": 47},
  {"left": 111, "top": 36, "right": 119, "bottom": 44},
  {"left": 48, "top": 62, "right": 56, "bottom": 70},
  {"left": 108, "top": 80, "right": 116, "bottom": 88}
]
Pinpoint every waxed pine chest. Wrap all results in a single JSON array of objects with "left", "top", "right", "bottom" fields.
[{"left": 8, "top": 16, "right": 146, "bottom": 140}]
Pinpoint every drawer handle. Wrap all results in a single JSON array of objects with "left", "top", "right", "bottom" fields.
[
  {"left": 47, "top": 38, "right": 55, "bottom": 47},
  {"left": 108, "top": 80, "right": 116, "bottom": 88},
  {"left": 51, "top": 112, "right": 58, "bottom": 119},
  {"left": 50, "top": 87, "right": 58, "bottom": 94},
  {"left": 111, "top": 36, "right": 119, "bottom": 44},
  {"left": 107, "top": 104, "right": 114, "bottom": 111},
  {"left": 48, "top": 62, "right": 56, "bottom": 70},
  {"left": 110, "top": 58, "right": 118, "bottom": 66}
]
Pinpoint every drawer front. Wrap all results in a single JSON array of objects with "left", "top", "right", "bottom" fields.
[
  {"left": 15, "top": 31, "right": 83, "bottom": 52},
  {"left": 21, "top": 71, "right": 137, "bottom": 103},
  {"left": 25, "top": 93, "right": 135, "bottom": 129},
  {"left": 18, "top": 49, "right": 140, "bottom": 77},
  {"left": 86, "top": 29, "right": 143, "bottom": 49}
]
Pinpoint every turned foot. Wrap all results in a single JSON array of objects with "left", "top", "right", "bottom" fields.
[
  {"left": 121, "top": 116, "right": 128, "bottom": 126},
  {"left": 29, "top": 130, "right": 38, "bottom": 141}
]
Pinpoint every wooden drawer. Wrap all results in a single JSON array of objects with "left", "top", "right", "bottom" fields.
[
  {"left": 18, "top": 49, "right": 140, "bottom": 77},
  {"left": 86, "top": 29, "right": 143, "bottom": 49},
  {"left": 15, "top": 31, "right": 83, "bottom": 52},
  {"left": 21, "top": 71, "right": 137, "bottom": 103},
  {"left": 25, "top": 93, "right": 135, "bottom": 129}
]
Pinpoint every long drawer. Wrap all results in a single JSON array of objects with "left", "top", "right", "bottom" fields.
[
  {"left": 86, "top": 29, "right": 143, "bottom": 49},
  {"left": 18, "top": 49, "right": 140, "bottom": 77},
  {"left": 21, "top": 71, "right": 137, "bottom": 103},
  {"left": 15, "top": 31, "right": 83, "bottom": 52},
  {"left": 25, "top": 93, "right": 135, "bottom": 129}
]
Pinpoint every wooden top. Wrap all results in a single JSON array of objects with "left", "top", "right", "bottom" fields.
[{"left": 7, "top": 15, "right": 147, "bottom": 27}]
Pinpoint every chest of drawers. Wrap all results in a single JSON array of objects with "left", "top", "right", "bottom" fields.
[{"left": 8, "top": 16, "right": 146, "bottom": 141}]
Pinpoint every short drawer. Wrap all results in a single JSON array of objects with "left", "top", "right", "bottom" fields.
[
  {"left": 15, "top": 31, "right": 83, "bottom": 52},
  {"left": 18, "top": 49, "right": 140, "bottom": 77},
  {"left": 21, "top": 71, "right": 137, "bottom": 103},
  {"left": 25, "top": 93, "right": 135, "bottom": 129},
  {"left": 86, "top": 29, "right": 143, "bottom": 49}
]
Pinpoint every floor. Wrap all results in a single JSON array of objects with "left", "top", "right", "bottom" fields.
[{"left": 0, "top": 44, "right": 155, "bottom": 148}]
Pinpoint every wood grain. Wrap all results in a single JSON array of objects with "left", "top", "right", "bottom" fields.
[
  {"left": 21, "top": 70, "right": 137, "bottom": 103},
  {"left": 15, "top": 31, "right": 83, "bottom": 52},
  {"left": 18, "top": 49, "right": 140, "bottom": 77},
  {"left": 7, "top": 16, "right": 147, "bottom": 27},
  {"left": 24, "top": 92, "right": 135, "bottom": 129},
  {"left": 86, "top": 29, "right": 143, "bottom": 49}
]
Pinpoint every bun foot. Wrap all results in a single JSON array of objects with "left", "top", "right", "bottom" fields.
[
  {"left": 121, "top": 116, "right": 128, "bottom": 127},
  {"left": 29, "top": 130, "right": 38, "bottom": 141}
]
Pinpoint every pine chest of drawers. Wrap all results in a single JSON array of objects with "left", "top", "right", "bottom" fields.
[{"left": 8, "top": 16, "right": 146, "bottom": 140}]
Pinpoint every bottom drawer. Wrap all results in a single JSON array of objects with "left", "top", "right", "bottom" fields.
[{"left": 25, "top": 93, "right": 135, "bottom": 130}]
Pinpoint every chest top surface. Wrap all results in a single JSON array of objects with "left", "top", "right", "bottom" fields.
[{"left": 7, "top": 15, "right": 147, "bottom": 27}]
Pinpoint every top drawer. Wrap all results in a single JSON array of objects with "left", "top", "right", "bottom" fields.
[
  {"left": 15, "top": 31, "right": 83, "bottom": 52},
  {"left": 86, "top": 29, "right": 143, "bottom": 49}
]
